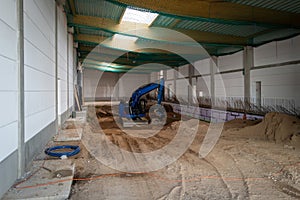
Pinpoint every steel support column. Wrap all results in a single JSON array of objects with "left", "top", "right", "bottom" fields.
[
  {"left": 17, "top": 0, "right": 25, "bottom": 178},
  {"left": 67, "top": 33, "right": 69, "bottom": 113},
  {"left": 210, "top": 56, "right": 217, "bottom": 107},
  {"left": 243, "top": 46, "right": 253, "bottom": 111},
  {"left": 55, "top": 2, "right": 58, "bottom": 132},
  {"left": 173, "top": 67, "right": 178, "bottom": 98},
  {"left": 188, "top": 64, "right": 194, "bottom": 105}
]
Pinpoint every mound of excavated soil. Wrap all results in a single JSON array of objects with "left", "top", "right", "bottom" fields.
[
  {"left": 239, "top": 112, "right": 300, "bottom": 148},
  {"left": 223, "top": 118, "right": 261, "bottom": 131}
]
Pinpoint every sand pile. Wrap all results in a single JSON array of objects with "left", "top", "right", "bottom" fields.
[
  {"left": 240, "top": 112, "right": 300, "bottom": 148},
  {"left": 223, "top": 118, "right": 261, "bottom": 131}
]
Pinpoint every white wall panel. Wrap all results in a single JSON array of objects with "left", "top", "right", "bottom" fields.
[
  {"left": 166, "top": 69, "right": 174, "bottom": 80},
  {"left": 0, "top": 20, "right": 17, "bottom": 60},
  {"left": 0, "top": 1, "right": 74, "bottom": 192},
  {"left": 196, "top": 76, "right": 210, "bottom": 97},
  {"left": 0, "top": 0, "right": 18, "bottom": 162},
  {"left": 175, "top": 79, "right": 189, "bottom": 100},
  {"left": 25, "top": 91, "right": 55, "bottom": 117},
  {"left": 0, "top": 92, "right": 18, "bottom": 128},
  {"left": 178, "top": 64, "right": 188, "bottom": 78},
  {"left": 24, "top": 0, "right": 54, "bottom": 47},
  {"left": 254, "top": 36, "right": 300, "bottom": 66},
  {"left": 24, "top": 66, "right": 55, "bottom": 91},
  {"left": 165, "top": 80, "right": 174, "bottom": 95},
  {"left": 0, "top": 57, "right": 17, "bottom": 91},
  {"left": 0, "top": 0, "right": 17, "bottom": 30},
  {"left": 25, "top": 106, "right": 55, "bottom": 141},
  {"left": 24, "top": 13, "right": 54, "bottom": 60},
  {"left": 218, "top": 51, "right": 243, "bottom": 72},
  {"left": 57, "top": 5, "right": 68, "bottom": 115},
  {"left": 291, "top": 35, "right": 300, "bottom": 54},
  {"left": 68, "top": 34, "right": 74, "bottom": 108},
  {"left": 218, "top": 72, "right": 244, "bottom": 98},
  {"left": 24, "top": 40, "right": 55, "bottom": 75},
  {"left": 83, "top": 69, "right": 102, "bottom": 99},
  {"left": 97, "top": 73, "right": 118, "bottom": 99},
  {"left": 83, "top": 70, "right": 150, "bottom": 100},
  {"left": 254, "top": 42, "right": 277, "bottom": 66},
  {"left": 118, "top": 73, "right": 149, "bottom": 98},
  {"left": 24, "top": 0, "right": 56, "bottom": 142},
  {"left": 34, "top": 0, "right": 55, "bottom": 31},
  {"left": 0, "top": 122, "right": 18, "bottom": 161},
  {"left": 59, "top": 80, "right": 68, "bottom": 113},
  {"left": 215, "top": 75, "right": 226, "bottom": 98},
  {"left": 251, "top": 65, "right": 300, "bottom": 108},
  {"left": 194, "top": 58, "right": 210, "bottom": 75},
  {"left": 58, "top": 54, "right": 67, "bottom": 78},
  {"left": 150, "top": 72, "right": 159, "bottom": 82}
]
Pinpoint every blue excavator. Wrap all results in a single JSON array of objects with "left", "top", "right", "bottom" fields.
[{"left": 119, "top": 78, "right": 166, "bottom": 127}]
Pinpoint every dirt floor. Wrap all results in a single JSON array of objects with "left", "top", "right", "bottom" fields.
[{"left": 41, "top": 106, "right": 300, "bottom": 199}]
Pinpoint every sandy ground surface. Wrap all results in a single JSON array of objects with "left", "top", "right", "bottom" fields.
[
  {"left": 14, "top": 105, "right": 299, "bottom": 200},
  {"left": 61, "top": 106, "right": 300, "bottom": 200}
]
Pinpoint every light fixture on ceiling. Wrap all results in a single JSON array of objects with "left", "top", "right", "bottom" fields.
[{"left": 121, "top": 8, "right": 158, "bottom": 25}]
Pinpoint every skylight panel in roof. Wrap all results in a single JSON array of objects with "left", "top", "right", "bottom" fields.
[{"left": 121, "top": 8, "right": 158, "bottom": 25}]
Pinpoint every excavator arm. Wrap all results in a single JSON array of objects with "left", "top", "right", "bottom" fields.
[{"left": 119, "top": 78, "right": 164, "bottom": 119}]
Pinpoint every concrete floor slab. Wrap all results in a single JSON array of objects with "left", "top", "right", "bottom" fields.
[
  {"left": 3, "top": 160, "right": 74, "bottom": 200},
  {"left": 54, "top": 128, "right": 83, "bottom": 142}
]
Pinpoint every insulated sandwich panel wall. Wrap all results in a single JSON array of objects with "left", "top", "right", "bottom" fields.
[
  {"left": 166, "top": 69, "right": 174, "bottom": 80},
  {"left": 83, "top": 68, "right": 102, "bottom": 100},
  {"left": 218, "top": 51, "right": 243, "bottom": 72},
  {"left": 68, "top": 34, "right": 74, "bottom": 109},
  {"left": 196, "top": 76, "right": 210, "bottom": 97},
  {"left": 217, "top": 52, "right": 244, "bottom": 98},
  {"left": 1, "top": 1, "right": 74, "bottom": 198},
  {"left": 165, "top": 80, "right": 175, "bottom": 99},
  {"left": 24, "top": 0, "right": 56, "bottom": 142},
  {"left": 175, "top": 79, "right": 189, "bottom": 100},
  {"left": 150, "top": 72, "right": 159, "bottom": 82},
  {"left": 57, "top": 5, "right": 68, "bottom": 115},
  {"left": 253, "top": 36, "right": 300, "bottom": 108},
  {"left": 96, "top": 72, "right": 119, "bottom": 100},
  {"left": 194, "top": 58, "right": 210, "bottom": 75},
  {"left": 83, "top": 69, "right": 150, "bottom": 100},
  {"left": 118, "top": 73, "right": 150, "bottom": 99},
  {"left": 217, "top": 72, "right": 244, "bottom": 98},
  {"left": 83, "top": 69, "right": 117, "bottom": 100},
  {"left": 254, "top": 36, "right": 300, "bottom": 66},
  {"left": 251, "top": 64, "right": 300, "bottom": 108},
  {"left": 0, "top": 0, "right": 18, "bottom": 162},
  {"left": 178, "top": 64, "right": 189, "bottom": 78}
]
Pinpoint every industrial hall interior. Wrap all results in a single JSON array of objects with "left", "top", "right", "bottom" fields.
[{"left": 1, "top": 0, "right": 300, "bottom": 199}]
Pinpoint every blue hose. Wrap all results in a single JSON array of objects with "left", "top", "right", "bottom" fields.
[{"left": 45, "top": 145, "right": 80, "bottom": 157}]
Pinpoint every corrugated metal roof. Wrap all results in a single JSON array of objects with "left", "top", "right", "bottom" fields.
[
  {"left": 78, "top": 27, "right": 113, "bottom": 37},
  {"left": 228, "top": 0, "right": 300, "bottom": 14},
  {"left": 69, "top": 0, "right": 300, "bottom": 64},
  {"left": 151, "top": 15, "right": 177, "bottom": 27},
  {"left": 175, "top": 20, "right": 267, "bottom": 37},
  {"left": 253, "top": 28, "right": 300, "bottom": 45},
  {"left": 75, "top": 0, "right": 125, "bottom": 21}
]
